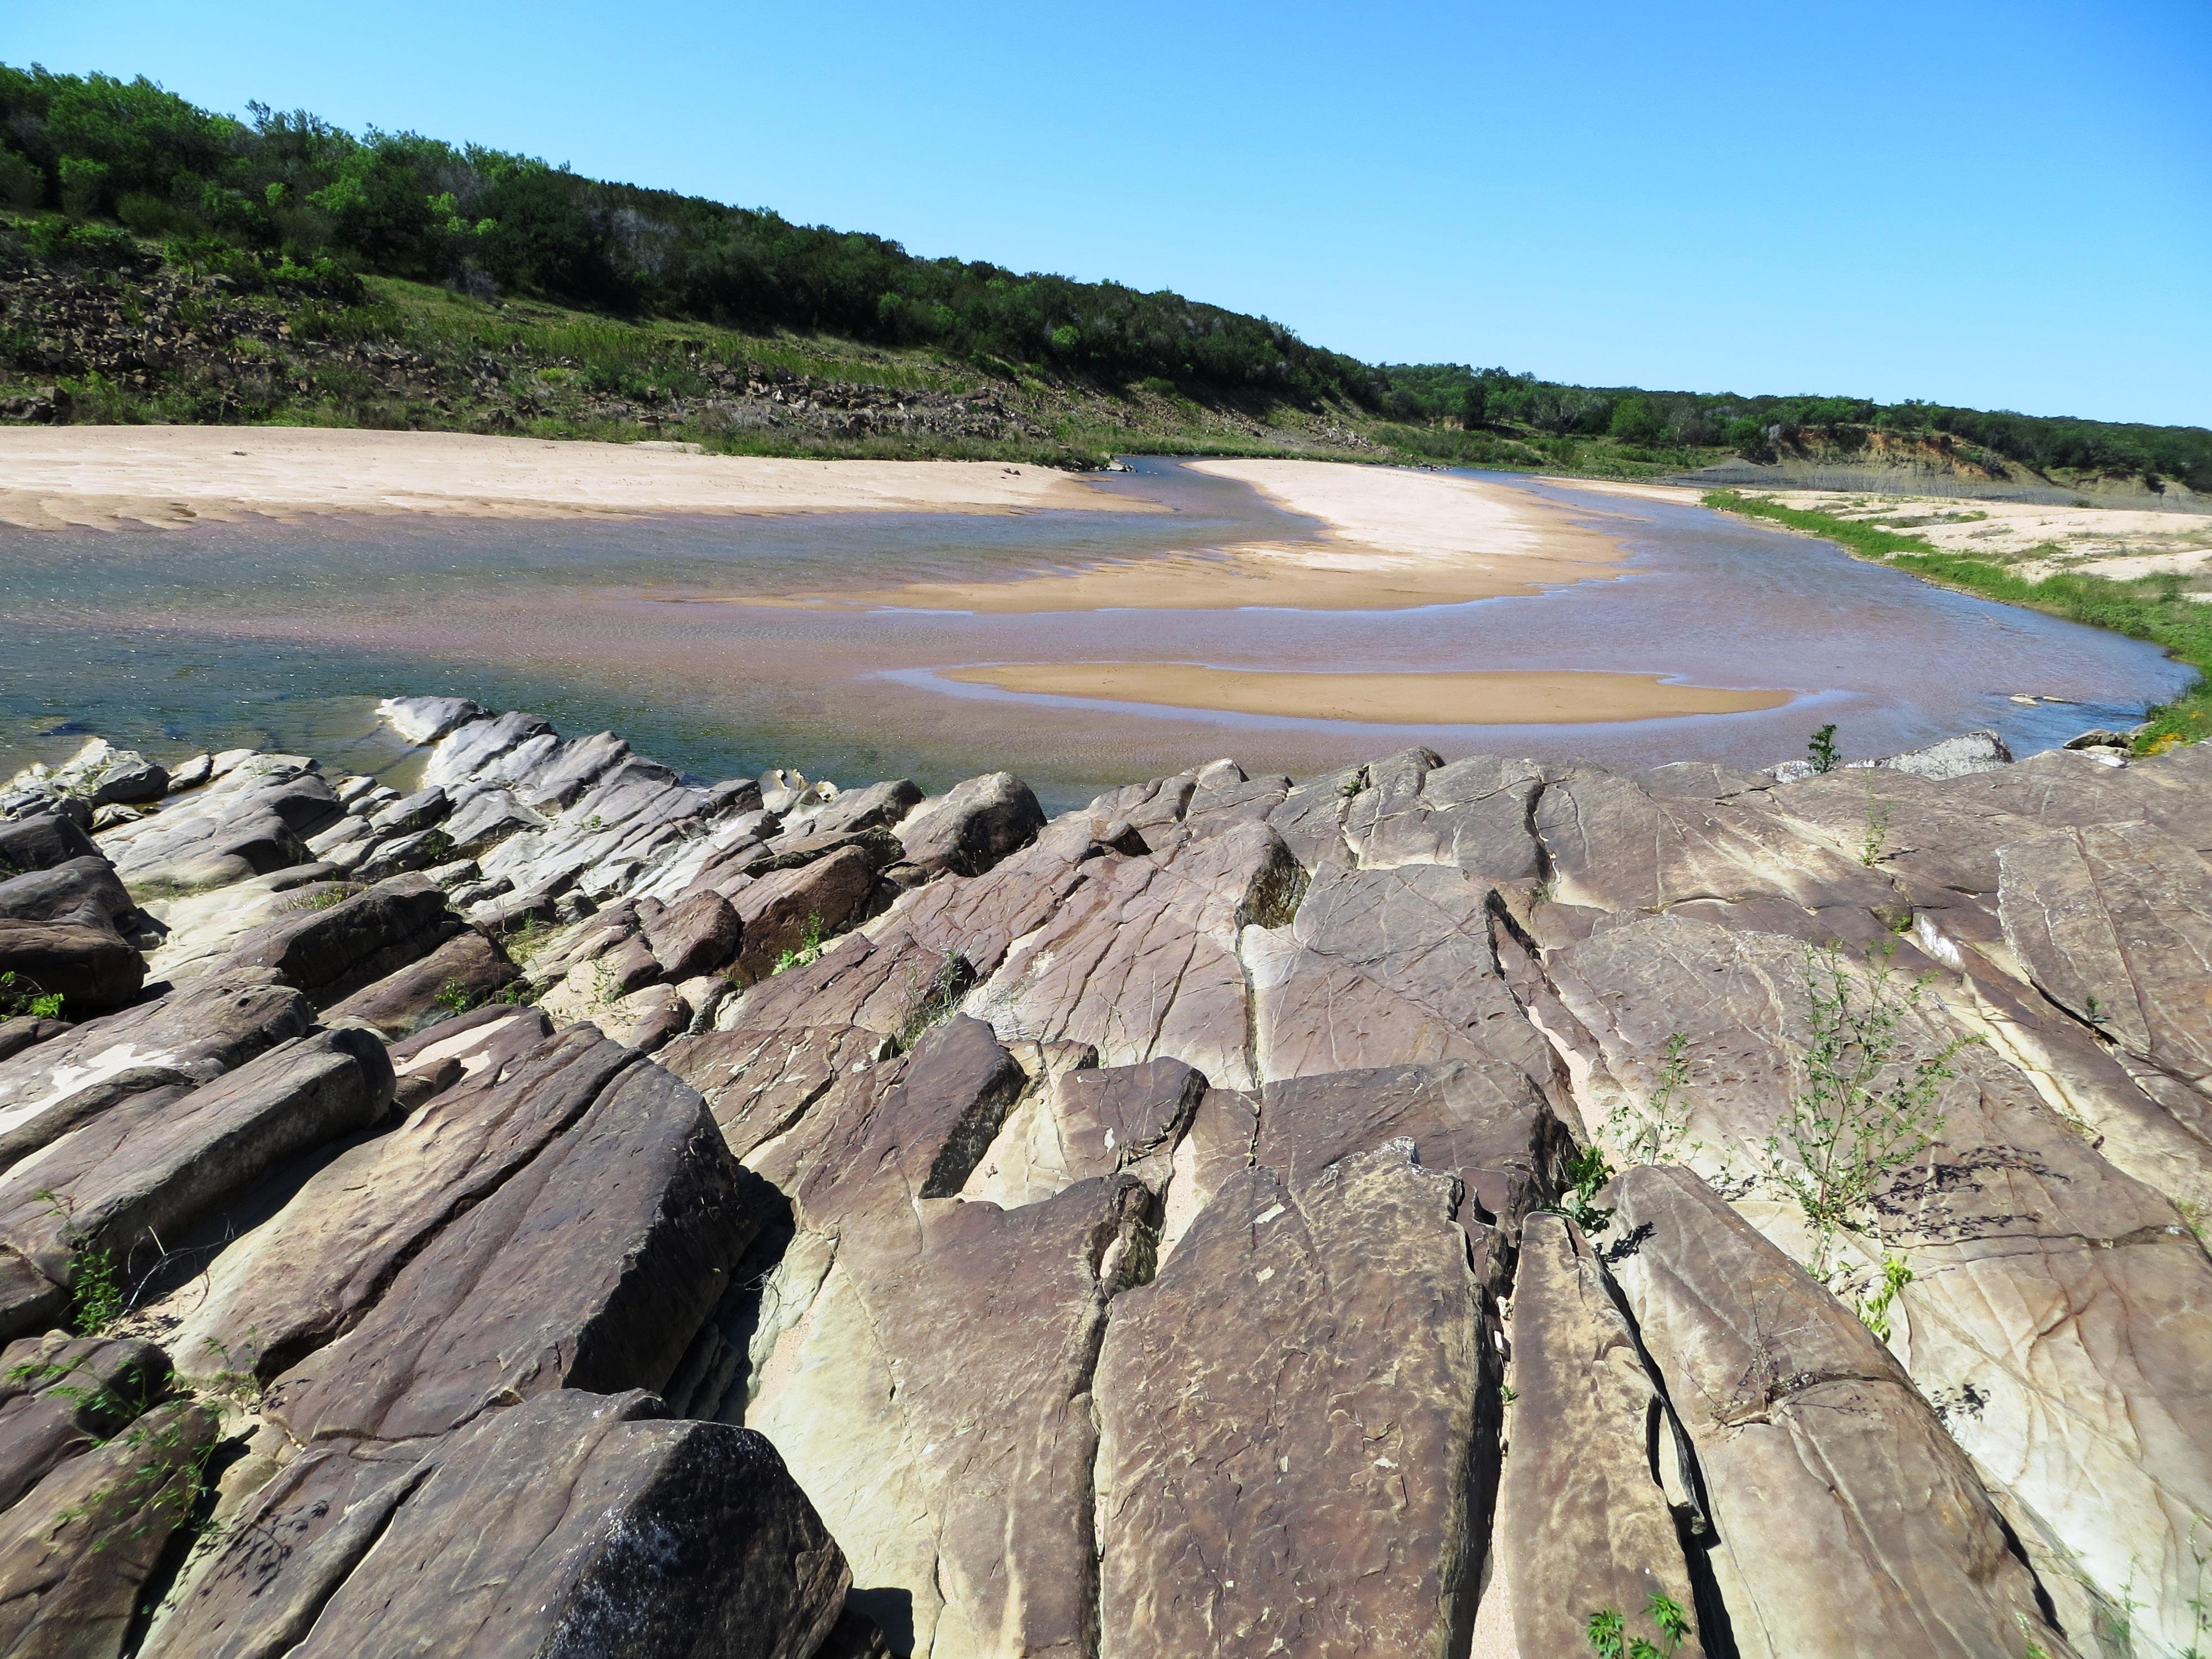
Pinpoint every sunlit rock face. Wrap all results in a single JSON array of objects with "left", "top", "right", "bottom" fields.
[{"left": 0, "top": 704, "right": 2202, "bottom": 1658}]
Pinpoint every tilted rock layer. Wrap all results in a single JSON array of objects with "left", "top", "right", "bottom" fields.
[{"left": 0, "top": 706, "right": 2204, "bottom": 1658}]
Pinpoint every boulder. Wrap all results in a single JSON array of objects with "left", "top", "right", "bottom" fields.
[
  {"left": 441, "top": 785, "right": 548, "bottom": 855},
  {"left": 264, "top": 1050, "right": 760, "bottom": 1444},
  {"left": 789, "top": 778, "right": 923, "bottom": 839},
  {"left": 733, "top": 1017, "right": 1154, "bottom": 1657},
  {"left": 0, "top": 857, "right": 140, "bottom": 934},
  {"left": 895, "top": 770, "right": 1045, "bottom": 877},
  {"left": 102, "top": 758, "right": 341, "bottom": 897},
  {"left": 0, "top": 1400, "right": 219, "bottom": 1659},
  {"left": 968, "top": 820, "right": 1306, "bottom": 1091},
  {"left": 731, "top": 846, "right": 879, "bottom": 983},
  {"left": 206, "top": 873, "right": 458, "bottom": 1008},
  {"left": 366, "top": 785, "right": 450, "bottom": 837},
  {"left": 1545, "top": 911, "right": 2212, "bottom": 1650},
  {"left": 174, "top": 1022, "right": 625, "bottom": 1385},
  {"left": 0, "top": 918, "right": 143, "bottom": 1014},
  {"left": 145, "top": 1389, "right": 848, "bottom": 1659},
  {"left": 421, "top": 709, "right": 556, "bottom": 791},
  {"left": 962, "top": 1055, "right": 1198, "bottom": 1206},
  {"left": 0, "top": 1332, "right": 170, "bottom": 1511},
  {"left": 646, "top": 888, "right": 742, "bottom": 980},
  {"left": 1249, "top": 1058, "right": 1572, "bottom": 1290},
  {"left": 0, "top": 971, "right": 313, "bottom": 1173},
  {"left": 0, "top": 814, "right": 99, "bottom": 876},
  {"left": 164, "top": 752, "right": 213, "bottom": 792},
  {"left": 1243, "top": 860, "right": 1566, "bottom": 1095},
  {"left": 377, "top": 694, "right": 489, "bottom": 745}
]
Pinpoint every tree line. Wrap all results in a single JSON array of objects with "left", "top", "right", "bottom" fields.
[
  {"left": 0, "top": 64, "right": 1378, "bottom": 406},
  {"left": 1380, "top": 364, "right": 2212, "bottom": 492}
]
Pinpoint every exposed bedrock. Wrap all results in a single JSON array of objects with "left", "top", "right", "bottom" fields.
[{"left": 0, "top": 705, "right": 2204, "bottom": 1657}]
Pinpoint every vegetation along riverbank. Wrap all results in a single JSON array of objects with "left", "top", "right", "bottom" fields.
[
  {"left": 1707, "top": 489, "right": 2212, "bottom": 749},
  {"left": 3, "top": 64, "right": 2209, "bottom": 497}
]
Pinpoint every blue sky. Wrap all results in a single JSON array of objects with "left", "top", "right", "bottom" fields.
[{"left": 9, "top": 0, "right": 2208, "bottom": 425}]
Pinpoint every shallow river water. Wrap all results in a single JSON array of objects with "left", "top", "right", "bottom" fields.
[{"left": 0, "top": 460, "right": 2189, "bottom": 809}]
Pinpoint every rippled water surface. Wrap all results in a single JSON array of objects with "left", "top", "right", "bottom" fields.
[{"left": 0, "top": 460, "right": 2189, "bottom": 809}]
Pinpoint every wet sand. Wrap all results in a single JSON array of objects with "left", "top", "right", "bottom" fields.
[
  {"left": 0, "top": 427, "right": 1118, "bottom": 530},
  {"left": 940, "top": 663, "right": 1793, "bottom": 724},
  {"left": 780, "top": 457, "right": 1624, "bottom": 612}
]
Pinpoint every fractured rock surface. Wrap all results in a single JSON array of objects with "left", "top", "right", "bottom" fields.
[{"left": 0, "top": 701, "right": 2203, "bottom": 1658}]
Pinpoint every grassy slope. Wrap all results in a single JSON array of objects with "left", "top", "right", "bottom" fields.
[
  {"left": 0, "top": 218, "right": 1725, "bottom": 474},
  {"left": 1705, "top": 491, "right": 2211, "bottom": 749}
]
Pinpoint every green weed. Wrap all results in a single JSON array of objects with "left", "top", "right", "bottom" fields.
[
  {"left": 1856, "top": 1252, "right": 1914, "bottom": 1342},
  {"left": 0, "top": 971, "right": 64, "bottom": 1021},
  {"left": 1762, "top": 943, "right": 1982, "bottom": 1275},
  {"left": 772, "top": 912, "right": 827, "bottom": 976},
  {"left": 1808, "top": 723, "right": 1841, "bottom": 773},
  {"left": 1859, "top": 796, "right": 1893, "bottom": 867},
  {"left": 1553, "top": 1144, "right": 1615, "bottom": 1237}
]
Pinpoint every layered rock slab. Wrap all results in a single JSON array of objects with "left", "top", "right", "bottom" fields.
[
  {"left": 1496, "top": 1214, "right": 1705, "bottom": 1659},
  {"left": 0, "top": 1026, "right": 392, "bottom": 1341},
  {"left": 967, "top": 819, "right": 1305, "bottom": 1091},
  {"left": 1093, "top": 1146, "right": 1489, "bottom": 1659},
  {"left": 265, "top": 1040, "right": 760, "bottom": 1446},
  {"left": 1606, "top": 1165, "right": 2078, "bottom": 1659},
  {"left": 739, "top": 1017, "right": 1154, "bottom": 1658},
  {"left": 1547, "top": 912, "right": 2212, "bottom": 1651}
]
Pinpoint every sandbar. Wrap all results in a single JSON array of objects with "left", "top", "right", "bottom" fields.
[
  {"left": 0, "top": 426, "right": 1117, "bottom": 531},
  {"left": 941, "top": 662, "right": 1793, "bottom": 724},
  {"left": 787, "top": 457, "right": 1626, "bottom": 613}
]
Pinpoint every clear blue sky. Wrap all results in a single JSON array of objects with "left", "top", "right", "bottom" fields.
[{"left": 9, "top": 0, "right": 2208, "bottom": 426}]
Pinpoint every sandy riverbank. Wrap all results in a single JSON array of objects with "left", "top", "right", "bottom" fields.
[
  {"left": 1569, "top": 474, "right": 2212, "bottom": 583},
  {"left": 941, "top": 662, "right": 1792, "bottom": 724},
  {"left": 784, "top": 457, "right": 1626, "bottom": 613},
  {"left": 0, "top": 426, "right": 1117, "bottom": 530}
]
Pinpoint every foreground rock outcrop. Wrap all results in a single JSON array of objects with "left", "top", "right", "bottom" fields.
[{"left": 0, "top": 707, "right": 2204, "bottom": 1658}]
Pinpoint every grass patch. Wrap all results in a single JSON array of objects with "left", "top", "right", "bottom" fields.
[{"left": 1705, "top": 490, "right": 2212, "bottom": 748}]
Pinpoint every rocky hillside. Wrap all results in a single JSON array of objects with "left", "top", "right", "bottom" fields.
[{"left": 0, "top": 703, "right": 2206, "bottom": 1657}]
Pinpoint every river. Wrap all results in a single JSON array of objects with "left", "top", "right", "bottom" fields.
[{"left": 0, "top": 460, "right": 2188, "bottom": 809}]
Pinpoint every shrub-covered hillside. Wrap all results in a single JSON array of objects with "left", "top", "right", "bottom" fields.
[{"left": 0, "top": 64, "right": 1376, "bottom": 408}]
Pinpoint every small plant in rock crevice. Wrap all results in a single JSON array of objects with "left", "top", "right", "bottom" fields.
[
  {"left": 37, "top": 1191, "right": 122, "bottom": 1334},
  {"left": 1855, "top": 1252, "right": 1914, "bottom": 1343},
  {"left": 1859, "top": 796, "right": 1894, "bottom": 866},
  {"left": 1553, "top": 1144, "right": 1616, "bottom": 1236},
  {"left": 895, "top": 950, "right": 967, "bottom": 1051},
  {"left": 1762, "top": 942, "right": 1982, "bottom": 1278},
  {"left": 0, "top": 971, "right": 64, "bottom": 1021},
  {"left": 432, "top": 977, "right": 472, "bottom": 1015},
  {"left": 772, "top": 912, "right": 827, "bottom": 976},
  {"left": 1587, "top": 1592, "right": 1693, "bottom": 1658},
  {"left": 1605, "top": 1032, "right": 1699, "bottom": 1166}
]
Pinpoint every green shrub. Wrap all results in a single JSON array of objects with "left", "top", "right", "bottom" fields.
[
  {"left": 0, "top": 146, "right": 41, "bottom": 211},
  {"left": 56, "top": 155, "right": 110, "bottom": 218},
  {"left": 23, "top": 214, "right": 138, "bottom": 269},
  {"left": 116, "top": 190, "right": 174, "bottom": 235}
]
